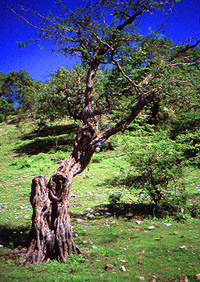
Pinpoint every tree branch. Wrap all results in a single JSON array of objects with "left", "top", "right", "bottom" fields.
[
  {"left": 112, "top": 57, "right": 143, "bottom": 97},
  {"left": 169, "top": 39, "right": 200, "bottom": 62},
  {"left": 91, "top": 91, "right": 157, "bottom": 147},
  {"left": 8, "top": 5, "right": 51, "bottom": 33}
]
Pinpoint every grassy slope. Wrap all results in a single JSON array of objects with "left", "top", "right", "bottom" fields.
[{"left": 0, "top": 121, "right": 200, "bottom": 282}]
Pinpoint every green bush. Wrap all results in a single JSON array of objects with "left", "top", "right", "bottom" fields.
[
  {"left": 125, "top": 131, "right": 184, "bottom": 206},
  {"left": 108, "top": 193, "right": 121, "bottom": 206},
  {"left": 154, "top": 192, "right": 188, "bottom": 219}
]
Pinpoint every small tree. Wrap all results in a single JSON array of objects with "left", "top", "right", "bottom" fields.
[
  {"left": 1, "top": 71, "right": 43, "bottom": 123},
  {"left": 0, "top": 72, "right": 15, "bottom": 122},
  {"left": 128, "top": 132, "right": 184, "bottom": 204},
  {"left": 10, "top": 0, "right": 200, "bottom": 265}
]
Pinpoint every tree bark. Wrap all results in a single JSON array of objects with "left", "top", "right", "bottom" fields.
[
  {"left": 21, "top": 156, "right": 92, "bottom": 265},
  {"left": 21, "top": 159, "right": 81, "bottom": 265},
  {"left": 21, "top": 54, "right": 154, "bottom": 265}
]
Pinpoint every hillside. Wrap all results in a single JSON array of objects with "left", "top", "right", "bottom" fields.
[{"left": 0, "top": 120, "right": 200, "bottom": 281}]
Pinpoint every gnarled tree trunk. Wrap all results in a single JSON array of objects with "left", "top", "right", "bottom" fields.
[
  {"left": 21, "top": 149, "right": 96, "bottom": 265},
  {"left": 22, "top": 158, "right": 84, "bottom": 265}
]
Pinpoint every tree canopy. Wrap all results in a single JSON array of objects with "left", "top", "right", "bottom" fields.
[
  {"left": 11, "top": 0, "right": 199, "bottom": 130},
  {"left": 0, "top": 70, "right": 44, "bottom": 122}
]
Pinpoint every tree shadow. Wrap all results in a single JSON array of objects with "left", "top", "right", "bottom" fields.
[
  {"left": 105, "top": 173, "right": 143, "bottom": 189},
  {"left": 71, "top": 202, "right": 155, "bottom": 220},
  {"left": 0, "top": 225, "right": 30, "bottom": 250},
  {"left": 15, "top": 136, "right": 75, "bottom": 155},
  {"left": 21, "top": 123, "right": 78, "bottom": 140},
  {"left": 14, "top": 124, "right": 78, "bottom": 155},
  {"left": 103, "top": 202, "right": 154, "bottom": 219}
]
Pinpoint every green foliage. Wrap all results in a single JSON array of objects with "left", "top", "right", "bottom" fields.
[
  {"left": 108, "top": 193, "right": 121, "bottom": 206},
  {"left": 5, "top": 1, "right": 200, "bottom": 135},
  {"left": 0, "top": 72, "right": 14, "bottom": 122},
  {"left": 0, "top": 70, "right": 44, "bottom": 123},
  {"left": 106, "top": 36, "right": 200, "bottom": 125},
  {"left": 175, "top": 131, "right": 200, "bottom": 166},
  {"left": 38, "top": 65, "right": 107, "bottom": 121},
  {"left": 13, "top": 0, "right": 198, "bottom": 128},
  {"left": 118, "top": 129, "right": 185, "bottom": 209},
  {"left": 1, "top": 0, "right": 199, "bottom": 277},
  {"left": 155, "top": 192, "right": 188, "bottom": 219}
]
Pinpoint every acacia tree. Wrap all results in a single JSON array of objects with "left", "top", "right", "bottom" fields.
[{"left": 10, "top": 0, "right": 200, "bottom": 265}]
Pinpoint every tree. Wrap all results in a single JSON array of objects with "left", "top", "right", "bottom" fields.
[
  {"left": 0, "top": 72, "right": 15, "bottom": 122},
  {"left": 39, "top": 65, "right": 107, "bottom": 121},
  {"left": 10, "top": 0, "right": 200, "bottom": 265},
  {"left": 0, "top": 71, "right": 44, "bottom": 122},
  {"left": 106, "top": 36, "right": 200, "bottom": 126}
]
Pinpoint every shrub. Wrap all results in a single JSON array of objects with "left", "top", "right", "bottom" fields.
[
  {"left": 125, "top": 130, "right": 184, "bottom": 207},
  {"left": 108, "top": 193, "right": 121, "bottom": 206}
]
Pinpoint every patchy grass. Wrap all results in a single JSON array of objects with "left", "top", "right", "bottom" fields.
[{"left": 0, "top": 120, "right": 200, "bottom": 281}]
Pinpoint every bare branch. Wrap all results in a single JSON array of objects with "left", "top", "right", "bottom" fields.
[
  {"left": 111, "top": 58, "right": 143, "bottom": 97},
  {"left": 8, "top": 5, "right": 50, "bottom": 33},
  {"left": 169, "top": 39, "right": 200, "bottom": 62},
  {"left": 169, "top": 61, "right": 200, "bottom": 67}
]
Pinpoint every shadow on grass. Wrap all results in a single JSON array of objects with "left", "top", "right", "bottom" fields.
[
  {"left": 15, "top": 136, "right": 75, "bottom": 155},
  {"left": 22, "top": 123, "right": 78, "bottom": 140},
  {"left": 14, "top": 123, "right": 78, "bottom": 155},
  {"left": 105, "top": 173, "right": 144, "bottom": 189},
  {"left": 104, "top": 202, "right": 154, "bottom": 218},
  {"left": 0, "top": 225, "right": 30, "bottom": 250},
  {"left": 71, "top": 202, "right": 155, "bottom": 220}
]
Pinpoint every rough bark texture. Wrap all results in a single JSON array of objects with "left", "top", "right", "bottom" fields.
[{"left": 21, "top": 156, "right": 91, "bottom": 265}]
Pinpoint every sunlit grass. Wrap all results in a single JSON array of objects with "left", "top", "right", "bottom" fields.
[{"left": 0, "top": 121, "right": 200, "bottom": 281}]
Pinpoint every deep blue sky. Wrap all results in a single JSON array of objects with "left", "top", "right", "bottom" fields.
[{"left": 1, "top": 0, "right": 200, "bottom": 82}]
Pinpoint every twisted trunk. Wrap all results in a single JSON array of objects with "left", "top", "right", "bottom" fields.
[{"left": 21, "top": 134, "right": 97, "bottom": 265}]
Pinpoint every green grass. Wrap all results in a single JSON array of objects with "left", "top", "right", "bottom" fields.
[{"left": 0, "top": 120, "right": 200, "bottom": 281}]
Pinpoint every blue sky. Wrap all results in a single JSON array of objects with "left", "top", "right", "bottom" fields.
[{"left": 1, "top": 0, "right": 200, "bottom": 82}]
